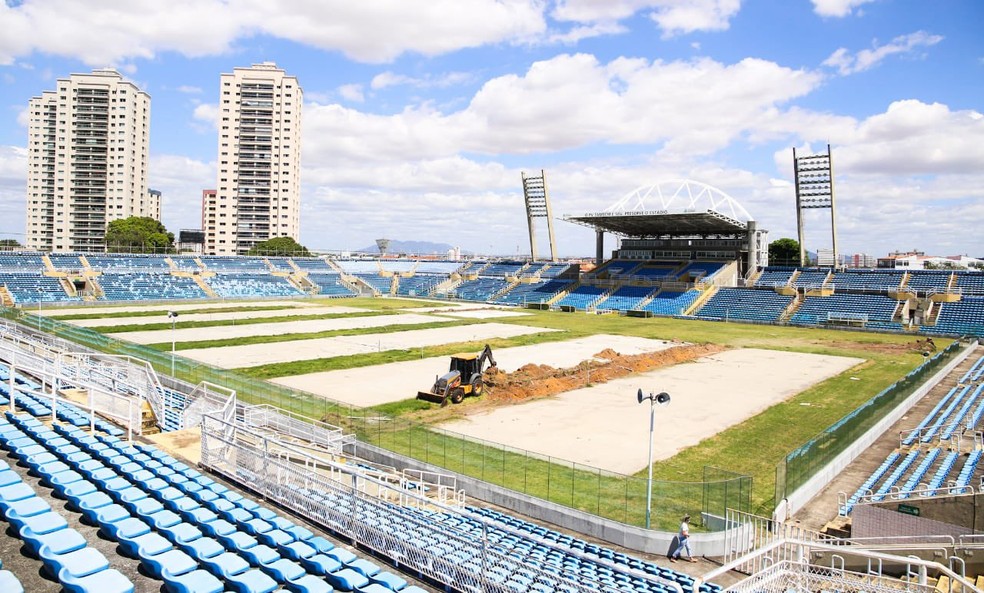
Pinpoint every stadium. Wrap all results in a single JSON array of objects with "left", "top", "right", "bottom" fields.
[{"left": 0, "top": 178, "right": 982, "bottom": 593}]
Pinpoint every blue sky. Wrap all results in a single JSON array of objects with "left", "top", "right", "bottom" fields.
[{"left": 1, "top": 0, "right": 982, "bottom": 258}]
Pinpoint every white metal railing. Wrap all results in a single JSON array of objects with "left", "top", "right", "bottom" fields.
[
  {"left": 700, "top": 537, "right": 980, "bottom": 593},
  {"left": 199, "top": 406, "right": 684, "bottom": 593}
]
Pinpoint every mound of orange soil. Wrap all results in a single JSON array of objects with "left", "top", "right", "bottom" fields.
[{"left": 483, "top": 342, "right": 725, "bottom": 404}]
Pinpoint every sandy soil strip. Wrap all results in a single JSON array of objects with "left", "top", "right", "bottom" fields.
[
  {"left": 272, "top": 334, "right": 678, "bottom": 408},
  {"left": 439, "top": 348, "right": 865, "bottom": 475},
  {"left": 432, "top": 309, "right": 532, "bottom": 319},
  {"left": 103, "top": 313, "right": 445, "bottom": 345},
  {"left": 40, "top": 299, "right": 333, "bottom": 317},
  {"left": 180, "top": 323, "right": 559, "bottom": 369},
  {"left": 74, "top": 305, "right": 379, "bottom": 328}
]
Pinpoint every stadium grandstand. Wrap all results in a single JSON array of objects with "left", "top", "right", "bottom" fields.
[{"left": 0, "top": 178, "right": 983, "bottom": 593}]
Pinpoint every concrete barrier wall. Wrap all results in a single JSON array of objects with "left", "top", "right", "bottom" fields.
[
  {"left": 779, "top": 342, "right": 977, "bottom": 521},
  {"left": 355, "top": 441, "right": 732, "bottom": 556}
]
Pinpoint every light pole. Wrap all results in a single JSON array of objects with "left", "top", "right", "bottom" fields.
[
  {"left": 167, "top": 311, "right": 178, "bottom": 376},
  {"left": 637, "top": 388, "right": 671, "bottom": 529}
]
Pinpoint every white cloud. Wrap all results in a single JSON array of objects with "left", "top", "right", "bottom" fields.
[
  {"left": 811, "top": 0, "right": 876, "bottom": 18},
  {"left": 337, "top": 83, "right": 365, "bottom": 103},
  {"left": 0, "top": 146, "right": 28, "bottom": 242},
  {"left": 0, "top": 0, "right": 546, "bottom": 65},
  {"left": 192, "top": 103, "right": 219, "bottom": 130},
  {"left": 370, "top": 70, "right": 474, "bottom": 91},
  {"left": 823, "top": 31, "right": 944, "bottom": 75},
  {"left": 176, "top": 85, "right": 202, "bottom": 94},
  {"left": 551, "top": 0, "right": 741, "bottom": 36}
]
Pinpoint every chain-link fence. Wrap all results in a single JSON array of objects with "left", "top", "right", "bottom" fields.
[
  {"left": 4, "top": 307, "right": 752, "bottom": 530},
  {"left": 775, "top": 340, "right": 962, "bottom": 504}
]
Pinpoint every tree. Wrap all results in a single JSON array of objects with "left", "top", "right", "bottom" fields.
[
  {"left": 247, "top": 236, "right": 311, "bottom": 257},
  {"left": 104, "top": 217, "right": 175, "bottom": 254},
  {"left": 768, "top": 238, "right": 802, "bottom": 267},
  {"left": 0, "top": 239, "right": 23, "bottom": 249}
]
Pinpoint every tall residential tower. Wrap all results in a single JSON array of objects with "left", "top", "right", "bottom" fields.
[
  {"left": 26, "top": 69, "right": 153, "bottom": 252},
  {"left": 205, "top": 62, "right": 302, "bottom": 255}
]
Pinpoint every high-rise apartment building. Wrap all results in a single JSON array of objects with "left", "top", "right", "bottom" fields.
[
  {"left": 205, "top": 62, "right": 302, "bottom": 255},
  {"left": 26, "top": 69, "right": 151, "bottom": 252}
]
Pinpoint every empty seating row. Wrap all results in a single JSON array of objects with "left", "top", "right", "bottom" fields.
[
  {"left": 695, "top": 288, "right": 792, "bottom": 323},
  {"left": 639, "top": 291, "right": 701, "bottom": 316},
  {"left": 929, "top": 297, "right": 984, "bottom": 336},
  {"left": 0, "top": 273, "right": 73, "bottom": 303},
  {"left": 790, "top": 294, "right": 900, "bottom": 326},
  {"left": 494, "top": 280, "right": 570, "bottom": 306},
  {"left": 199, "top": 257, "right": 272, "bottom": 274},
  {"left": 86, "top": 255, "right": 172, "bottom": 272},
  {"left": 452, "top": 278, "right": 511, "bottom": 302},
  {"left": 0, "top": 423, "right": 134, "bottom": 592},
  {"left": 830, "top": 270, "right": 903, "bottom": 291},
  {"left": 555, "top": 286, "right": 606, "bottom": 310},
  {"left": 97, "top": 273, "right": 206, "bottom": 301},
  {"left": 208, "top": 274, "right": 301, "bottom": 299},
  {"left": 306, "top": 273, "right": 356, "bottom": 297},
  {"left": 596, "top": 286, "right": 653, "bottom": 312}
]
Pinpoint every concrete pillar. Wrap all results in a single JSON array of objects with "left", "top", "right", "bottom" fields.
[{"left": 595, "top": 230, "right": 605, "bottom": 266}]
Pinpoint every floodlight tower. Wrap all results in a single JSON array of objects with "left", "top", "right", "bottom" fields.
[
  {"left": 793, "top": 145, "right": 838, "bottom": 267},
  {"left": 522, "top": 170, "right": 558, "bottom": 262}
]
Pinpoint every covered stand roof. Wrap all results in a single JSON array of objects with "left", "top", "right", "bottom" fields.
[{"left": 565, "top": 179, "right": 752, "bottom": 237}]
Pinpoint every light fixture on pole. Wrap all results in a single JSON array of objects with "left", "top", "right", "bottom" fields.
[
  {"left": 167, "top": 311, "right": 178, "bottom": 376},
  {"left": 637, "top": 388, "right": 671, "bottom": 530}
]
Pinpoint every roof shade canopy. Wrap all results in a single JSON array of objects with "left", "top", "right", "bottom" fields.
[{"left": 565, "top": 179, "right": 753, "bottom": 237}]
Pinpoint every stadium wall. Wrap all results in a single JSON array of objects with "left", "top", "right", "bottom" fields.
[
  {"left": 775, "top": 342, "right": 977, "bottom": 522},
  {"left": 355, "top": 440, "right": 736, "bottom": 556}
]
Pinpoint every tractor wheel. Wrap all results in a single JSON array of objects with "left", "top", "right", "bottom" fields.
[
  {"left": 471, "top": 377, "right": 484, "bottom": 396},
  {"left": 450, "top": 387, "right": 466, "bottom": 404}
]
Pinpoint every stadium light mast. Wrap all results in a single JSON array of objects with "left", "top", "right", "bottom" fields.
[
  {"left": 793, "top": 145, "right": 838, "bottom": 267},
  {"left": 521, "top": 170, "right": 558, "bottom": 262},
  {"left": 637, "top": 388, "right": 671, "bottom": 529},
  {"left": 167, "top": 311, "right": 179, "bottom": 376}
]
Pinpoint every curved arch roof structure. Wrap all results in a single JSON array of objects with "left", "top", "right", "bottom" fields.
[{"left": 565, "top": 179, "right": 754, "bottom": 237}]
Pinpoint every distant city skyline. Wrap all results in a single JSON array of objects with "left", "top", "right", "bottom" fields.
[{"left": 0, "top": 0, "right": 982, "bottom": 257}]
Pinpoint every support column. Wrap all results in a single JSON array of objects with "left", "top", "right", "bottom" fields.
[
  {"left": 595, "top": 230, "right": 605, "bottom": 266},
  {"left": 745, "top": 220, "right": 757, "bottom": 277}
]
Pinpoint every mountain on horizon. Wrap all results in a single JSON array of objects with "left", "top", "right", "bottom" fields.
[{"left": 354, "top": 239, "right": 458, "bottom": 256}]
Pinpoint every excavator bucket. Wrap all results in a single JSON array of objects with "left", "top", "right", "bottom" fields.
[{"left": 416, "top": 390, "right": 447, "bottom": 405}]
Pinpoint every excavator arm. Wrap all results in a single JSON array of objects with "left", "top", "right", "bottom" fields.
[{"left": 476, "top": 344, "right": 497, "bottom": 373}]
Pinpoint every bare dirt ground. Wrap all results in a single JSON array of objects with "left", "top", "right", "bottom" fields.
[
  {"left": 75, "top": 305, "right": 372, "bottom": 328},
  {"left": 438, "top": 348, "right": 865, "bottom": 474},
  {"left": 39, "top": 299, "right": 328, "bottom": 316},
  {"left": 273, "top": 334, "right": 681, "bottom": 408}
]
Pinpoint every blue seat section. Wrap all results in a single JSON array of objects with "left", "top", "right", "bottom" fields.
[
  {"left": 790, "top": 294, "right": 901, "bottom": 326},
  {"left": 755, "top": 268, "right": 794, "bottom": 288},
  {"left": 840, "top": 451, "right": 901, "bottom": 514},
  {"left": 905, "top": 270, "right": 953, "bottom": 294},
  {"left": 0, "top": 365, "right": 123, "bottom": 437},
  {"left": 20, "top": 419, "right": 396, "bottom": 593},
  {"left": 0, "top": 252, "right": 46, "bottom": 271},
  {"left": 870, "top": 450, "right": 921, "bottom": 502},
  {"left": 639, "top": 291, "right": 701, "bottom": 316},
  {"left": 413, "top": 261, "right": 462, "bottom": 275},
  {"left": 293, "top": 258, "right": 336, "bottom": 272},
  {"left": 920, "top": 385, "right": 973, "bottom": 443},
  {"left": 494, "top": 280, "right": 571, "bottom": 306},
  {"left": 940, "top": 384, "right": 984, "bottom": 440},
  {"left": 829, "top": 270, "right": 903, "bottom": 291},
  {"left": 695, "top": 288, "right": 792, "bottom": 322},
  {"left": 596, "top": 286, "right": 653, "bottom": 311},
  {"left": 85, "top": 254, "right": 173, "bottom": 272},
  {"left": 929, "top": 296, "right": 984, "bottom": 336},
  {"left": 897, "top": 448, "right": 942, "bottom": 498},
  {"left": 0, "top": 567, "right": 24, "bottom": 593},
  {"left": 676, "top": 262, "right": 724, "bottom": 281},
  {"left": 537, "top": 264, "right": 572, "bottom": 278},
  {"left": 923, "top": 451, "right": 960, "bottom": 495},
  {"left": 97, "top": 273, "right": 206, "bottom": 301},
  {"left": 902, "top": 386, "right": 959, "bottom": 446},
  {"left": 956, "top": 450, "right": 983, "bottom": 488},
  {"left": 453, "top": 278, "right": 511, "bottom": 301},
  {"left": 171, "top": 257, "right": 203, "bottom": 272},
  {"left": 207, "top": 274, "right": 302, "bottom": 299},
  {"left": 355, "top": 274, "right": 393, "bottom": 295},
  {"left": 0, "top": 419, "right": 135, "bottom": 592},
  {"left": 628, "top": 264, "right": 678, "bottom": 280},
  {"left": 199, "top": 256, "right": 272, "bottom": 274},
  {"left": 307, "top": 273, "right": 357, "bottom": 297},
  {"left": 791, "top": 269, "right": 830, "bottom": 289},
  {"left": 481, "top": 261, "right": 526, "bottom": 277},
  {"left": 48, "top": 253, "right": 83, "bottom": 270},
  {"left": 265, "top": 257, "right": 293, "bottom": 272},
  {"left": 0, "top": 272, "right": 74, "bottom": 303},
  {"left": 395, "top": 275, "right": 442, "bottom": 297},
  {"left": 334, "top": 260, "right": 380, "bottom": 274},
  {"left": 286, "top": 483, "right": 716, "bottom": 593},
  {"left": 555, "top": 285, "right": 605, "bottom": 309},
  {"left": 954, "top": 271, "right": 984, "bottom": 296}
]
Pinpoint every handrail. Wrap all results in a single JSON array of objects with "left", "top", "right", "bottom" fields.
[{"left": 694, "top": 537, "right": 981, "bottom": 593}]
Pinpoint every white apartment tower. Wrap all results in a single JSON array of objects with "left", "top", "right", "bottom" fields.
[
  {"left": 26, "top": 69, "right": 152, "bottom": 252},
  {"left": 206, "top": 62, "right": 302, "bottom": 255}
]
